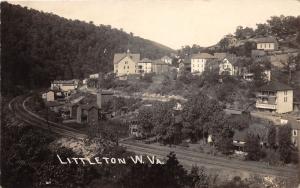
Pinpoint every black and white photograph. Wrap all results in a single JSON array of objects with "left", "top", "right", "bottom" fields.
[{"left": 1, "top": 0, "right": 300, "bottom": 187}]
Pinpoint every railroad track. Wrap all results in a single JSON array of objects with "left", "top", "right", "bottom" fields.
[
  {"left": 121, "top": 141, "right": 299, "bottom": 179},
  {"left": 9, "top": 95, "right": 87, "bottom": 139},
  {"left": 8, "top": 95, "right": 299, "bottom": 180}
]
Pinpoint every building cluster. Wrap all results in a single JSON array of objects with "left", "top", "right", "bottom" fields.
[
  {"left": 42, "top": 78, "right": 116, "bottom": 127},
  {"left": 113, "top": 50, "right": 173, "bottom": 79},
  {"left": 42, "top": 79, "right": 80, "bottom": 102},
  {"left": 38, "top": 34, "right": 299, "bottom": 155}
]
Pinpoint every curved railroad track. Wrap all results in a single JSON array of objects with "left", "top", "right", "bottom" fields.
[
  {"left": 9, "top": 95, "right": 87, "bottom": 139},
  {"left": 8, "top": 95, "right": 299, "bottom": 180}
]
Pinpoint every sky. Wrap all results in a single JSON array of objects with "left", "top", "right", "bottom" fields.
[{"left": 10, "top": 0, "right": 300, "bottom": 49}]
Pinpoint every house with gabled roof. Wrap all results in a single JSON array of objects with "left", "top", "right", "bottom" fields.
[
  {"left": 256, "top": 82, "right": 293, "bottom": 113},
  {"left": 218, "top": 54, "right": 240, "bottom": 76},
  {"left": 113, "top": 50, "right": 140, "bottom": 77}
]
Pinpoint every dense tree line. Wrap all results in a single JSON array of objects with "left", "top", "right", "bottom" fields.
[
  {"left": 1, "top": 114, "right": 212, "bottom": 188},
  {"left": 136, "top": 93, "right": 249, "bottom": 154},
  {"left": 234, "top": 15, "right": 300, "bottom": 40},
  {"left": 1, "top": 2, "right": 174, "bottom": 96}
]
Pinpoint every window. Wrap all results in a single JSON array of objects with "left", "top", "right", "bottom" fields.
[
  {"left": 127, "top": 66, "right": 129, "bottom": 69},
  {"left": 284, "top": 91, "right": 287, "bottom": 95},
  {"left": 293, "top": 130, "right": 297, "bottom": 136},
  {"left": 124, "top": 66, "right": 126, "bottom": 69},
  {"left": 284, "top": 97, "right": 287, "bottom": 102}
]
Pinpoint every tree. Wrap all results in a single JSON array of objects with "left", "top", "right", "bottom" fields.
[
  {"left": 278, "top": 125, "right": 293, "bottom": 163},
  {"left": 119, "top": 152, "right": 193, "bottom": 188},
  {"left": 136, "top": 106, "right": 154, "bottom": 136},
  {"left": 217, "top": 176, "right": 250, "bottom": 188},
  {"left": 228, "top": 114, "right": 250, "bottom": 131},
  {"left": 182, "top": 93, "right": 224, "bottom": 142},
  {"left": 151, "top": 102, "right": 175, "bottom": 139},
  {"left": 214, "top": 126, "right": 234, "bottom": 155},
  {"left": 36, "top": 147, "right": 97, "bottom": 187},
  {"left": 190, "top": 166, "right": 209, "bottom": 188},
  {"left": 255, "top": 23, "right": 271, "bottom": 37},
  {"left": 163, "top": 152, "right": 190, "bottom": 188},
  {"left": 219, "top": 38, "right": 230, "bottom": 49},
  {"left": 1, "top": 2, "right": 174, "bottom": 96},
  {"left": 267, "top": 125, "right": 277, "bottom": 149},
  {"left": 235, "top": 26, "right": 254, "bottom": 39},
  {"left": 250, "top": 62, "right": 267, "bottom": 88},
  {"left": 141, "top": 72, "right": 155, "bottom": 83},
  {"left": 178, "top": 70, "right": 194, "bottom": 84},
  {"left": 267, "top": 15, "right": 300, "bottom": 38},
  {"left": 245, "top": 133, "right": 262, "bottom": 161}
]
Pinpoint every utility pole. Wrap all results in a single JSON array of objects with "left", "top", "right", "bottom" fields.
[
  {"left": 46, "top": 106, "right": 50, "bottom": 131},
  {"left": 288, "top": 63, "right": 296, "bottom": 84}
]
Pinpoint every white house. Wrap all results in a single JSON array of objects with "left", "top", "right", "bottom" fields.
[
  {"left": 243, "top": 70, "right": 271, "bottom": 81},
  {"left": 256, "top": 37, "right": 278, "bottom": 51},
  {"left": 42, "top": 90, "right": 55, "bottom": 102},
  {"left": 161, "top": 56, "right": 172, "bottom": 64},
  {"left": 89, "top": 73, "right": 99, "bottom": 79},
  {"left": 138, "top": 58, "right": 153, "bottom": 74},
  {"left": 191, "top": 53, "right": 216, "bottom": 75},
  {"left": 51, "top": 80, "right": 79, "bottom": 92},
  {"left": 113, "top": 50, "right": 140, "bottom": 77},
  {"left": 218, "top": 56, "right": 238, "bottom": 76},
  {"left": 256, "top": 82, "right": 293, "bottom": 114}
]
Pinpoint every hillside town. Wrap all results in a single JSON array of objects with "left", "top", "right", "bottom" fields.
[
  {"left": 39, "top": 34, "right": 300, "bottom": 161},
  {"left": 2, "top": 1, "right": 300, "bottom": 188},
  {"left": 17, "top": 27, "right": 299, "bottom": 188}
]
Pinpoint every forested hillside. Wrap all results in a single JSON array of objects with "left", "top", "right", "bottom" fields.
[{"left": 1, "top": 2, "right": 174, "bottom": 95}]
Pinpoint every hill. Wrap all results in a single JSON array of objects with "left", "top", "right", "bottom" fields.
[{"left": 1, "top": 2, "right": 175, "bottom": 96}]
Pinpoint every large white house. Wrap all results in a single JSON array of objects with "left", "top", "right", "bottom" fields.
[
  {"left": 113, "top": 50, "right": 140, "bottom": 77},
  {"left": 191, "top": 53, "right": 216, "bottom": 74},
  {"left": 256, "top": 82, "right": 293, "bottom": 114}
]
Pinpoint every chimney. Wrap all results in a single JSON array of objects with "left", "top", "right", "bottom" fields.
[{"left": 97, "top": 89, "right": 102, "bottom": 109}]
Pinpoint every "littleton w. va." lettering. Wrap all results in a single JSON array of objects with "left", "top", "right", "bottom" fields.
[{"left": 57, "top": 155, "right": 165, "bottom": 165}]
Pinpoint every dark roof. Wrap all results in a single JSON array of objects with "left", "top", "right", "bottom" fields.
[
  {"left": 222, "top": 56, "right": 238, "bottom": 65},
  {"left": 258, "top": 82, "right": 293, "bottom": 92},
  {"left": 214, "top": 53, "right": 227, "bottom": 60},
  {"left": 255, "top": 37, "right": 277, "bottom": 43},
  {"left": 191, "top": 53, "right": 215, "bottom": 59},
  {"left": 139, "top": 58, "right": 153, "bottom": 63},
  {"left": 113, "top": 53, "right": 140, "bottom": 64},
  {"left": 52, "top": 80, "right": 77, "bottom": 84}
]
